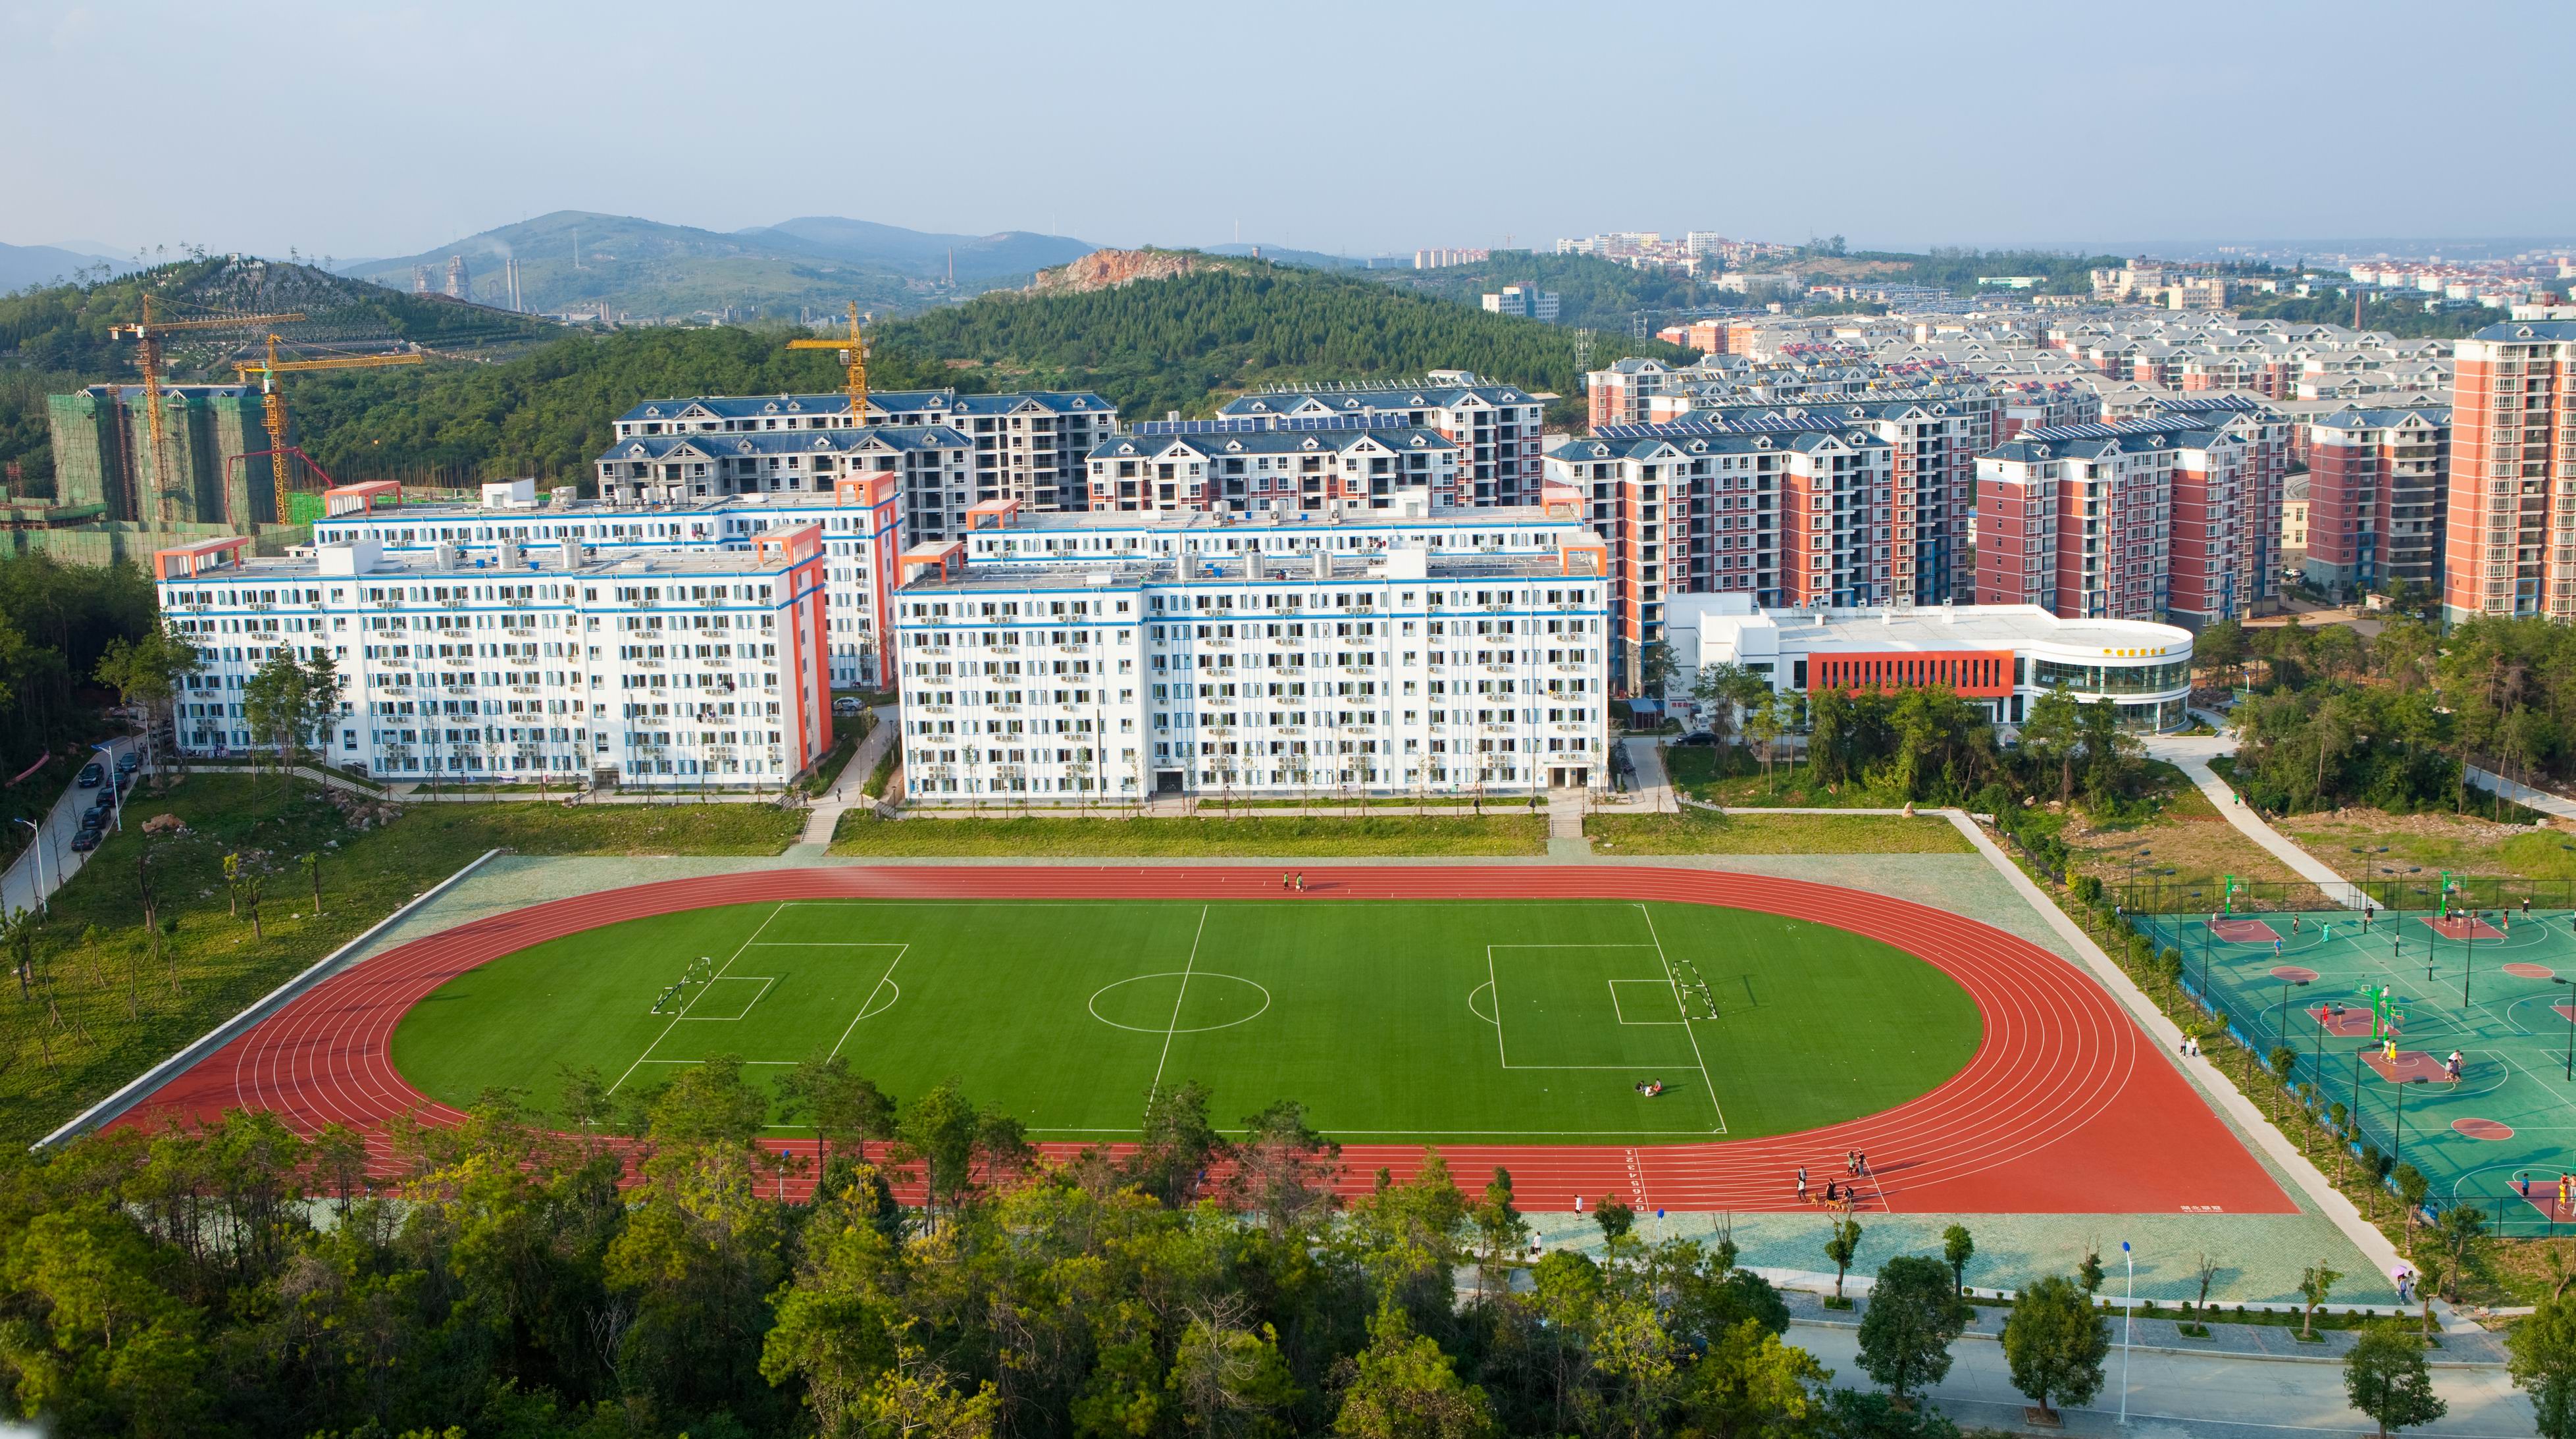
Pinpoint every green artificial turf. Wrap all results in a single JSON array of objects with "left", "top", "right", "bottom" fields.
[{"left": 391, "top": 899, "right": 1982, "bottom": 1144}]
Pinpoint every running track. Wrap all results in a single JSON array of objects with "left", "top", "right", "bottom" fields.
[{"left": 114, "top": 866, "right": 2294, "bottom": 1215}]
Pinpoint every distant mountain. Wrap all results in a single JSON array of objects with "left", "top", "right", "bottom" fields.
[
  {"left": 740, "top": 217, "right": 1094, "bottom": 282},
  {"left": 0, "top": 242, "right": 125, "bottom": 291},
  {"left": 335, "top": 210, "right": 1096, "bottom": 323}
]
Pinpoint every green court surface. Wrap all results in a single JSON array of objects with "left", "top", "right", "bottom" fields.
[
  {"left": 2134, "top": 904, "right": 2576, "bottom": 1233},
  {"left": 389, "top": 899, "right": 1983, "bottom": 1144}
]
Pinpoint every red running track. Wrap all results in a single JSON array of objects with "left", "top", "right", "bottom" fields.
[{"left": 115, "top": 866, "right": 2294, "bottom": 1216}]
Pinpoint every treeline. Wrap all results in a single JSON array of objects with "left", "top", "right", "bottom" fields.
[
  {"left": 884, "top": 260, "right": 1687, "bottom": 423},
  {"left": 0, "top": 1063, "right": 2103, "bottom": 1439},
  {"left": 1855, "top": 249, "right": 2121, "bottom": 298},
  {"left": 0, "top": 551, "right": 157, "bottom": 775},
  {"left": 2187, "top": 612, "right": 2576, "bottom": 814},
  {"left": 2231, "top": 288, "right": 2508, "bottom": 341},
  {"left": 1374, "top": 252, "right": 1722, "bottom": 334}
]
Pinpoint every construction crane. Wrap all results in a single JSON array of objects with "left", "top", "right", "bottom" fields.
[
  {"left": 786, "top": 301, "right": 871, "bottom": 429},
  {"left": 113, "top": 296, "right": 305, "bottom": 525},
  {"left": 233, "top": 335, "right": 423, "bottom": 520}
]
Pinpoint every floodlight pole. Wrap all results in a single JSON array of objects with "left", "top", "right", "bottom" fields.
[{"left": 2119, "top": 1240, "right": 2134, "bottom": 1425}]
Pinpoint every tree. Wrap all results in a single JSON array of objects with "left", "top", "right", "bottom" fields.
[
  {"left": 777, "top": 1050, "right": 894, "bottom": 1170},
  {"left": 1743, "top": 691, "right": 1791, "bottom": 792},
  {"left": 2001, "top": 1274, "right": 2109, "bottom": 1422},
  {"left": 1941, "top": 1224, "right": 1974, "bottom": 1294},
  {"left": 1331, "top": 1305, "right": 1497, "bottom": 1439},
  {"left": 1690, "top": 662, "right": 1772, "bottom": 745},
  {"left": 2394, "top": 1164, "right": 2430, "bottom": 1238},
  {"left": 2077, "top": 1246, "right": 2105, "bottom": 1297},
  {"left": 2271, "top": 1046, "right": 2302, "bottom": 1118},
  {"left": 1469, "top": 1167, "right": 1530, "bottom": 1309},
  {"left": 1594, "top": 1193, "right": 1636, "bottom": 1242},
  {"left": 1823, "top": 1218, "right": 1864, "bottom": 1302},
  {"left": 2344, "top": 1322, "right": 2446, "bottom": 1437},
  {"left": 1674, "top": 1318, "right": 1831, "bottom": 1437},
  {"left": 2020, "top": 685, "right": 2082, "bottom": 803},
  {"left": 1233, "top": 1099, "right": 1341, "bottom": 1235},
  {"left": 299, "top": 850, "right": 322, "bottom": 919},
  {"left": 2508, "top": 1292, "right": 2576, "bottom": 1439},
  {"left": 1636, "top": 642, "right": 1676, "bottom": 702},
  {"left": 1855, "top": 1254, "right": 1972, "bottom": 1405},
  {"left": 2298, "top": 1261, "right": 2342, "bottom": 1340},
  {"left": 2433, "top": 1202, "right": 2486, "bottom": 1301},
  {"left": 92, "top": 624, "right": 202, "bottom": 779},
  {"left": 1132, "top": 1077, "right": 1228, "bottom": 1207},
  {"left": 2196, "top": 619, "right": 2246, "bottom": 690}
]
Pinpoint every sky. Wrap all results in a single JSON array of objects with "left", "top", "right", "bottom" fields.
[{"left": 4, "top": 0, "right": 2570, "bottom": 263}]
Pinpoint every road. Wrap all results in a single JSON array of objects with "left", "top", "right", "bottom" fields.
[
  {"left": 1792, "top": 1319, "right": 2538, "bottom": 1438},
  {"left": 1, "top": 734, "right": 143, "bottom": 921}
]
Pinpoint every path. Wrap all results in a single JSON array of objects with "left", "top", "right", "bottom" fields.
[
  {"left": 1792, "top": 1318, "right": 2535, "bottom": 1438},
  {"left": 1620, "top": 737, "right": 1676, "bottom": 813},
  {"left": 798, "top": 707, "right": 898, "bottom": 848},
  {"left": 2465, "top": 764, "right": 2576, "bottom": 824},
  {"left": 2144, "top": 735, "right": 2369, "bottom": 908},
  {"left": 1, "top": 733, "right": 143, "bottom": 920}
]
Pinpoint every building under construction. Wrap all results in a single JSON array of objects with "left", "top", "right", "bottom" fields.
[{"left": 45, "top": 384, "right": 280, "bottom": 528}]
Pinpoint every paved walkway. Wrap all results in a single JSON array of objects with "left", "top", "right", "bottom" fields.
[
  {"left": 1791, "top": 1318, "right": 2536, "bottom": 1438},
  {"left": 1621, "top": 737, "right": 1676, "bottom": 813},
  {"left": 1, "top": 734, "right": 143, "bottom": 920},
  {"left": 798, "top": 708, "right": 898, "bottom": 847},
  {"left": 2143, "top": 737, "right": 2369, "bottom": 908},
  {"left": 2466, "top": 763, "right": 2576, "bottom": 824}
]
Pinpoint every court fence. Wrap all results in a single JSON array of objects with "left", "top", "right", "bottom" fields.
[{"left": 2117, "top": 873, "right": 2576, "bottom": 920}]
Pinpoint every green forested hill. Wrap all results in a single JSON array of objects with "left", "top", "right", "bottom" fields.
[
  {"left": 1374, "top": 251, "right": 1726, "bottom": 332},
  {"left": 6, "top": 255, "right": 1685, "bottom": 491}
]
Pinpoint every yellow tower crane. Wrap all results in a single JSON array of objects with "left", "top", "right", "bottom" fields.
[
  {"left": 113, "top": 296, "right": 306, "bottom": 525},
  {"left": 233, "top": 336, "right": 423, "bottom": 519},
  {"left": 785, "top": 301, "right": 871, "bottom": 429}
]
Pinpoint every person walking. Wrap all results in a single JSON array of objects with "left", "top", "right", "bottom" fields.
[{"left": 1795, "top": 1170, "right": 1809, "bottom": 1204}]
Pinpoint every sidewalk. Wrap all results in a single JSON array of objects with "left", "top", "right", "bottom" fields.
[
  {"left": 2144, "top": 738, "right": 2369, "bottom": 908},
  {"left": 2466, "top": 764, "right": 2576, "bottom": 824},
  {"left": 797, "top": 707, "right": 898, "bottom": 848}
]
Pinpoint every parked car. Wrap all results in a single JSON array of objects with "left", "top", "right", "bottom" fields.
[
  {"left": 77, "top": 808, "right": 105, "bottom": 834},
  {"left": 1674, "top": 731, "right": 1718, "bottom": 746},
  {"left": 69, "top": 828, "right": 101, "bottom": 852},
  {"left": 115, "top": 751, "right": 140, "bottom": 777},
  {"left": 76, "top": 762, "right": 104, "bottom": 788},
  {"left": 832, "top": 696, "right": 866, "bottom": 716}
]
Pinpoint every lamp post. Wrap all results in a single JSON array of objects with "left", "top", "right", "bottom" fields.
[
  {"left": 2119, "top": 1240, "right": 2134, "bottom": 1426},
  {"left": 2556, "top": 977, "right": 2575, "bottom": 1081},
  {"left": 11, "top": 816, "right": 47, "bottom": 918},
  {"left": 90, "top": 741, "right": 124, "bottom": 833},
  {"left": 2394, "top": 1074, "right": 2421, "bottom": 1168},
  {"left": 2280, "top": 975, "right": 2309, "bottom": 1057}
]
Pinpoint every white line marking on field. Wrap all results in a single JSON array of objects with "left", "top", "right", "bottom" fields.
[
  {"left": 1639, "top": 904, "right": 1726, "bottom": 1134},
  {"left": 829, "top": 945, "right": 913, "bottom": 1059},
  {"left": 1147, "top": 906, "right": 1210, "bottom": 1102},
  {"left": 610, "top": 901, "right": 785, "bottom": 1096}
]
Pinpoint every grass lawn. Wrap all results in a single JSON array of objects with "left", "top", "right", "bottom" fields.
[
  {"left": 0, "top": 775, "right": 802, "bottom": 1149},
  {"left": 1662, "top": 745, "right": 1886, "bottom": 809},
  {"left": 390, "top": 898, "right": 1982, "bottom": 1143},
  {"left": 2062, "top": 761, "right": 2302, "bottom": 901},
  {"left": 828, "top": 812, "right": 1547, "bottom": 857},
  {"left": 2275, "top": 808, "right": 2572, "bottom": 887},
  {"left": 1584, "top": 809, "right": 1972, "bottom": 855}
]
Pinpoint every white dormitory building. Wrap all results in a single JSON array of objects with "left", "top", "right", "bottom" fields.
[
  {"left": 1213, "top": 377, "right": 1551, "bottom": 506},
  {"left": 890, "top": 531, "right": 1614, "bottom": 802},
  {"left": 149, "top": 526, "right": 835, "bottom": 789},
  {"left": 306, "top": 480, "right": 1599, "bottom": 696}
]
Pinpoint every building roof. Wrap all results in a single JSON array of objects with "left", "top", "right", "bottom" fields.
[
  {"left": 896, "top": 548, "right": 1595, "bottom": 596},
  {"left": 595, "top": 425, "right": 970, "bottom": 464},
  {"left": 1085, "top": 427, "right": 1457, "bottom": 461},
  {"left": 1674, "top": 596, "right": 2191, "bottom": 657},
  {"left": 614, "top": 389, "right": 1113, "bottom": 424},
  {"left": 2469, "top": 321, "right": 2576, "bottom": 343}
]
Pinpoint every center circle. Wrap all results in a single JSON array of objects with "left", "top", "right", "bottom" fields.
[{"left": 1089, "top": 972, "right": 1272, "bottom": 1034}]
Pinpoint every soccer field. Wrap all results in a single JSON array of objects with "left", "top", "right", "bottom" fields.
[{"left": 388, "top": 899, "right": 1984, "bottom": 1143}]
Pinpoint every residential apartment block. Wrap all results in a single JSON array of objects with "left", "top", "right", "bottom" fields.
[
  {"left": 1214, "top": 378, "right": 1549, "bottom": 506},
  {"left": 2442, "top": 321, "right": 2576, "bottom": 621},
  {"left": 149, "top": 525, "right": 833, "bottom": 789},
  {"left": 1976, "top": 418, "right": 2253, "bottom": 629},
  {"left": 889, "top": 536, "right": 1611, "bottom": 802},
  {"left": 2301, "top": 406, "right": 2449, "bottom": 596},
  {"left": 1083, "top": 424, "right": 1459, "bottom": 516}
]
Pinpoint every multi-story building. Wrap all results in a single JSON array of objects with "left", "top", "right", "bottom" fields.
[
  {"left": 313, "top": 479, "right": 902, "bottom": 692},
  {"left": 889, "top": 535, "right": 1611, "bottom": 802},
  {"left": 1481, "top": 285, "right": 1559, "bottom": 322},
  {"left": 1664, "top": 594, "right": 2194, "bottom": 731},
  {"left": 2301, "top": 406, "right": 2449, "bottom": 597},
  {"left": 1081, "top": 423, "right": 1460, "bottom": 515},
  {"left": 149, "top": 525, "right": 833, "bottom": 790},
  {"left": 1214, "top": 377, "right": 1549, "bottom": 505},
  {"left": 1978, "top": 418, "right": 2255, "bottom": 629},
  {"left": 2443, "top": 321, "right": 2576, "bottom": 621},
  {"left": 607, "top": 388, "right": 1118, "bottom": 512},
  {"left": 594, "top": 425, "right": 975, "bottom": 542}
]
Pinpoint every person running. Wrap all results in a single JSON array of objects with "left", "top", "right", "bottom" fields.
[
  {"left": 1281, "top": 872, "right": 1291, "bottom": 891},
  {"left": 2385, "top": 1037, "right": 2399, "bottom": 1066},
  {"left": 1294, "top": 872, "right": 1306, "bottom": 892},
  {"left": 2291, "top": 914, "right": 2301, "bottom": 934},
  {"left": 2446, "top": 1051, "right": 2463, "bottom": 1082},
  {"left": 2322, "top": 922, "right": 2333, "bottom": 943},
  {"left": 1795, "top": 1172, "right": 1809, "bottom": 1203},
  {"left": 2274, "top": 938, "right": 2284, "bottom": 960}
]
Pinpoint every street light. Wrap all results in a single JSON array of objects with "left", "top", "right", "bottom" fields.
[
  {"left": 2393, "top": 1074, "right": 2422, "bottom": 1168},
  {"left": 90, "top": 741, "right": 124, "bottom": 833},
  {"left": 2280, "top": 974, "right": 2310, "bottom": 1056},
  {"left": 11, "top": 816, "right": 47, "bottom": 918},
  {"left": 2556, "top": 977, "right": 2575, "bottom": 1081},
  {"left": 2119, "top": 1240, "right": 2134, "bottom": 1426}
]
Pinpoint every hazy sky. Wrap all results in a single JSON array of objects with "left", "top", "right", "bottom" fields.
[{"left": 5, "top": 0, "right": 2568, "bottom": 261}]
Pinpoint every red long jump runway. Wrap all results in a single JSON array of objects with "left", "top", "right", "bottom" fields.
[{"left": 113, "top": 866, "right": 2294, "bottom": 1217}]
